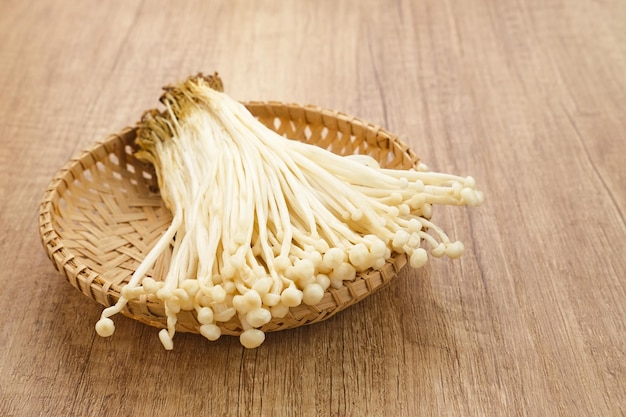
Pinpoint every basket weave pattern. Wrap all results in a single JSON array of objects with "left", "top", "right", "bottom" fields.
[{"left": 38, "top": 102, "right": 419, "bottom": 336}]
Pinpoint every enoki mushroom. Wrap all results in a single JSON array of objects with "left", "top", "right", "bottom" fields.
[{"left": 95, "top": 73, "right": 484, "bottom": 349}]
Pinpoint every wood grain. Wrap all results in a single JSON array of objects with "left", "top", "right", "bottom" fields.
[{"left": 1, "top": 0, "right": 624, "bottom": 416}]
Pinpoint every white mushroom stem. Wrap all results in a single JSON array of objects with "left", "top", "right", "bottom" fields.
[{"left": 94, "top": 74, "right": 483, "bottom": 349}]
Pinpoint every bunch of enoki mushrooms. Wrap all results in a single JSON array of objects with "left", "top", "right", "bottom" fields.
[{"left": 94, "top": 73, "right": 484, "bottom": 349}]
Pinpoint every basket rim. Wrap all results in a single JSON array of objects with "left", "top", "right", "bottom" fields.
[{"left": 38, "top": 101, "right": 416, "bottom": 335}]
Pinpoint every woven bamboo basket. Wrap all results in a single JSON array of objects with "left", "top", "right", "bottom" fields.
[{"left": 38, "top": 102, "right": 419, "bottom": 336}]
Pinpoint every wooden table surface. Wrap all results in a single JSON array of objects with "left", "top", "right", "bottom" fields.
[{"left": 1, "top": 0, "right": 625, "bottom": 416}]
